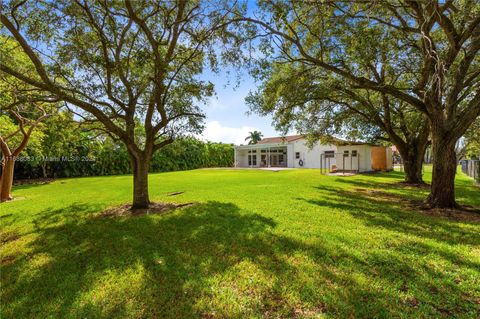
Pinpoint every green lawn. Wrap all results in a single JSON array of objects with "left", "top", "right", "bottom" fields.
[{"left": 1, "top": 167, "right": 479, "bottom": 318}]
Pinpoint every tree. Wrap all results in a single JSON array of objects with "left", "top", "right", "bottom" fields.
[
  {"left": 0, "top": 37, "right": 55, "bottom": 202},
  {"left": 247, "top": 63, "right": 430, "bottom": 184},
  {"left": 245, "top": 130, "right": 263, "bottom": 145},
  {"left": 0, "top": 106, "right": 49, "bottom": 202},
  {"left": 0, "top": 0, "right": 245, "bottom": 208},
  {"left": 246, "top": 1, "right": 480, "bottom": 207}
]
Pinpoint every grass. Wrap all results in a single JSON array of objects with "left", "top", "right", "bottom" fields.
[{"left": 1, "top": 167, "right": 479, "bottom": 318}]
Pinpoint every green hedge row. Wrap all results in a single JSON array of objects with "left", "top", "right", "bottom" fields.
[{"left": 14, "top": 137, "right": 234, "bottom": 179}]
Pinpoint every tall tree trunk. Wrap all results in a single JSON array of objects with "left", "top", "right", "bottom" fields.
[
  {"left": 401, "top": 150, "right": 424, "bottom": 184},
  {"left": 0, "top": 156, "right": 15, "bottom": 202},
  {"left": 427, "top": 130, "right": 457, "bottom": 208},
  {"left": 129, "top": 152, "right": 151, "bottom": 209},
  {"left": 392, "top": 130, "right": 429, "bottom": 184}
]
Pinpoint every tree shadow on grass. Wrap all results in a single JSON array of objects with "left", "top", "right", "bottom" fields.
[
  {"left": 2, "top": 200, "right": 479, "bottom": 318},
  {"left": 304, "top": 184, "right": 480, "bottom": 246}
]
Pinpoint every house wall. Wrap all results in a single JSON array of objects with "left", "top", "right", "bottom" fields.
[
  {"left": 235, "top": 149, "right": 263, "bottom": 168},
  {"left": 287, "top": 144, "right": 295, "bottom": 168},
  {"left": 235, "top": 141, "right": 393, "bottom": 171},
  {"left": 235, "top": 149, "right": 249, "bottom": 167},
  {"left": 336, "top": 145, "right": 372, "bottom": 172},
  {"left": 290, "top": 140, "right": 337, "bottom": 169},
  {"left": 234, "top": 139, "right": 337, "bottom": 169}
]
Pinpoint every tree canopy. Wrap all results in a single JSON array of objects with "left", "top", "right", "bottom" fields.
[
  {"left": 0, "top": 0, "right": 246, "bottom": 208},
  {"left": 245, "top": 0, "right": 480, "bottom": 207}
]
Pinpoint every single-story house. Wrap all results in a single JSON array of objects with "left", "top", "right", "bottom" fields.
[
  {"left": 234, "top": 135, "right": 336, "bottom": 169},
  {"left": 234, "top": 135, "right": 393, "bottom": 172}
]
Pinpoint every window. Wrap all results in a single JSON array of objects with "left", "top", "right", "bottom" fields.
[
  {"left": 352, "top": 150, "right": 358, "bottom": 157},
  {"left": 261, "top": 150, "right": 266, "bottom": 153},
  {"left": 248, "top": 155, "right": 257, "bottom": 166},
  {"left": 261, "top": 154, "right": 267, "bottom": 166},
  {"left": 295, "top": 152, "right": 300, "bottom": 159},
  {"left": 343, "top": 150, "right": 349, "bottom": 157},
  {"left": 324, "top": 151, "right": 335, "bottom": 158}
]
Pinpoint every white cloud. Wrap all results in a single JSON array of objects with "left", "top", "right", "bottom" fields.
[{"left": 199, "top": 121, "right": 258, "bottom": 145}]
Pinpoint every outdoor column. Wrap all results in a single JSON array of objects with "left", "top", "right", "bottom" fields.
[
  {"left": 250, "top": 147, "right": 252, "bottom": 167},
  {"left": 234, "top": 148, "right": 237, "bottom": 168},
  {"left": 268, "top": 147, "right": 271, "bottom": 167}
]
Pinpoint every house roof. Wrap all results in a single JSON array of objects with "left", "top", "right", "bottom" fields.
[
  {"left": 236, "top": 134, "right": 381, "bottom": 147},
  {"left": 256, "top": 135, "right": 303, "bottom": 144}
]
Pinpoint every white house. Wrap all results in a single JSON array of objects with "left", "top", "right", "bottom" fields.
[
  {"left": 234, "top": 135, "right": 337, "bottom": 169},
  {"left": 234, "top": 135, "right": 393, "bottom": 172}
]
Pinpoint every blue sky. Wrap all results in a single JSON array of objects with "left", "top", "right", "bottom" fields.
[
  {"left": 197, "top": 1, "right": 283, "bottom": 145},
  {"left": 198, "top": 68, "right": 282, "bottom": 145}
]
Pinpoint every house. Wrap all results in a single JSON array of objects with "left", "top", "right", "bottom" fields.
[
  {"left": 234, "top": 135, "right": 393, "bottom": 173},
  {"left": 234, "top": 135, "right": 336, "bottom": 169}
]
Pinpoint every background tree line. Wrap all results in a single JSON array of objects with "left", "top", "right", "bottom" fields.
[{"left": 1, "top": 111, "right": 234, "bottom": 180}]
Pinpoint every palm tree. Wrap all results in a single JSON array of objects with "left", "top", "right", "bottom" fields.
[{"left": 245, "top": 131, "right": 263, "bottom": 145}]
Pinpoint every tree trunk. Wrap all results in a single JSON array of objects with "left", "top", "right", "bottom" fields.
[
  {"left": 41, "top": 162, "right": 48, "bottom": 178},
  {"left": 130, "top": 153, "right": 151, "bottom": 209},
  {"left": 402, "top": 153, "right": 424, "bottom": 184},
  {"left": 427, "top": 134, "right": 457, "bottom": 208},
  {"left": 0, "top": 156, "right": 15, "bottom": 202},
  {"left": 395, "top": 138, "right": 428, "bottom": 184}
]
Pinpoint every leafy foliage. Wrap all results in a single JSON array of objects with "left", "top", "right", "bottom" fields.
[
  {"left": 13, "top": 126, "right": 234, "bottom": 179},
  {"left": 464, "top": 118, "right": 480, "bottom": 159},
  {"left": 244, "top": 130, "right": 263, "bottom": 145}
]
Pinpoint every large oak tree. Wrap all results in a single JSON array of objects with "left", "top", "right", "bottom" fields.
[
  {"left": 1, "top": 0, "right": 245, "bottom": 208},
  {"left": 246, "top": 0, "right": 480, "bottom": 207},
  {"left": 247, "top": 63, "right": 430, "bottom": 184}
]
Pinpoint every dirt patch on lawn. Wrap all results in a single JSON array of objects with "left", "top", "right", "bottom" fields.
[
  {"left": 354, "top": 188, "right": 480, "bottom": 223},
  {"left": 420, "top": 205, "right": 480, "bottom": 223},
  {"left": 0, "top": 255, "right": 16, "bottom": 266},
  {"left": 0, "top": 230, "right": 20, "bottom": 244},
  {"left": 99, "top": 202, "right": 196, "bottom": 218},
  {"left": 396, "top": 181, "right": 431, "bottom": 189},
  {"left": 355, "top": 188, "right": 422, "bottom": 205}
]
